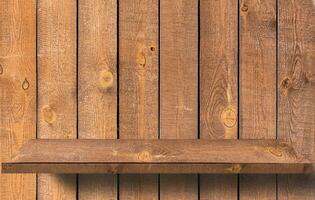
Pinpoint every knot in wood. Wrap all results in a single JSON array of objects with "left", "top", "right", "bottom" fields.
[
  {"left": 227, "top": 164, "right": 242, "bottom": 173},
  {"left": 99, "top": 69, "right": 114, "bottom": 89},
  {"left": 266, "top": 147, "right": 283, "bottom": 157},
  {"left": 42, "top": 105, "right": 56, "bottom": 124},
  {"left": 138, "top": 151, "right": 152, "bottom": 161},
  {"left": 241, "top": 4, "right": 248, "bottom": 12},
  {"left": 22, "top": 79, "right": 30, "bottom": 90},
  {"left": 281, "top": 77, "right": 292, "bottom": 89},
  {"left": 136, "top": 51, "right": 146, "bottom": 67},
  {"left": 220, "top": 107, "right": 237, "bottom": 128}
]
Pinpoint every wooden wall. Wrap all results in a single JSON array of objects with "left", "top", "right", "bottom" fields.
[{"left": 1, "top": 0, "right": 314, "bottom": 199}]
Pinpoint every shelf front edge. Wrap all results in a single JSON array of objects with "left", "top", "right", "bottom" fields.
[{"left": 1, "top": 139, "right": 314, "bottom": 174}]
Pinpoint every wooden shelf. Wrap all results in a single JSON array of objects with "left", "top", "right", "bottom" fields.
[{"left": 1, "top": 139, "right": 313, "bottom": 174}]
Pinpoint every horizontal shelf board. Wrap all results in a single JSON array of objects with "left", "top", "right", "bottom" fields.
[{"left": 2, "top": 139, "right": 313, "bottom": 174}]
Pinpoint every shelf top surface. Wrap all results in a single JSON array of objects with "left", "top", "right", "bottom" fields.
[{"left": 2, "top": 139, "right": 314, "bottom": 174}]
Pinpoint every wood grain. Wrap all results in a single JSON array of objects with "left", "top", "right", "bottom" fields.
[
  {"left": 160, "top": 0, "right": 198, "bottom": 199},
  {"left": 4, "top": 139, "right": 310, "bottom": 164},
  {"left": 239, "top": 0, "right": 277, "bottom": 199},
  {"left": 119, "top": 0, "right": 159, "bottom": 199},
  {"left": 0, "top": 0, "right": 36, "bottom": 199},
  {"left": 200, "top": 0, "right": 238, "bottom": 199},
  {"left": 78, "top": 0, "right": 117, "bottom": 199},
  {"left": 37, "top": 0, "right": 77, "bottom": 199},
  {"left": 3, "top": 163, "right": 314, "bottom": 174},
  {"left": 278, "top": 0, "right": 315, "bottom": 199}
]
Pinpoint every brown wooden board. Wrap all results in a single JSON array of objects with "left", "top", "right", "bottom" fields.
[
  {"left": 0, "top": 0, "right": 36, "bottom": 199},
  {"left": 37, "top": 0, "right": 77, "bottom": 199},
  {"left": 278, "top": 0, "right": 315, "bottom": 199},
  {"left": 78, "top": 0, "right": 118, "bottom": 199},
  {"left": 119, "top": 0, "right": 159, "bottom": 199},
  {"left": 3, "top": 163, "right": 314, "bottom": 174},
  {"left": 2, "top": 139, "right": 312, "bottom": 163},
  {"left": 200, "top": 0, "right": 238, "bottom": 199},
  {"left": 239, "top": 0, "right": 277, "bottom": 199},
  {"left": 160, "top": 0, "right": 198, "bottom": 199}
]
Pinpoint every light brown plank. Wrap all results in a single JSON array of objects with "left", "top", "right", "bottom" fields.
[
  {"left": 0, "top": 0, "right": 36, "bottom": 199},
  {"left": 239, "top": 0, "right": 277, "bottom": 199},
  {"left": 119, "top": 0, "right": 159, "bottom": 199},
  {"left": 278, "top": 0, "right": 315, "bottom": 199},
  {"left": 37, "top": 0, "right": 77, "bottom": 199},
  {"left": 78, "top": 0, "right": 117, "bottom": 199},
  {"left": 200, "top": 0, "right": 238, "bottom": 199},
  {"left": 3, "top": 139, "right": 311, "bottom": 165},
  {"left": 160, "top": 0, "right": 198, "bottom": 199}
]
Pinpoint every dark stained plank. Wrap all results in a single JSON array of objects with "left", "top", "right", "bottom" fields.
[
  {"left": 278, "top": 0, "right": 315, "bottom": 199},
  {"left": 160, "top": 0, "right": 198, "bottom": 199},
  {"left": 3, "top": 163, "right": 313, "bottom": 174},
  {"left": 37, "top": 0, "right": 77, "bottom": 199},
  {"left": 239, "top": 0, "right": 277, "bottom": 199},
  {"left": 78, "top": 0, "right": 117, "bottom": 199},
  {"left": 0, "top": 0, "right": 36, "bottom": 199},
  {"left": 200, "top": 0, "right": 238, "bottom": 199},
  {"left": 118, "top": 0, "right": 159, "bottom": 199}
]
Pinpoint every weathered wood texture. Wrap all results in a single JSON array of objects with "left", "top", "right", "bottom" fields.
[
  {"left": 239, "top": 0, "right": 277, "bottom": 199},
  {"left": 37, "top": 0, "right": 77, "bottom": 199},
  {"left": 278, "top": 0, "right": 315, "bottom": 199},
  {"left": 200, "top": 0, "right": 238, "bottom": 199},
  {"left": 4, "top": 139, "right": 311, "bottom": 164},
  {"left": 160, "top": 0, "right": 198, "bottom": 199},
  {"left": 0, "top": 0, "right": 36, "bottom": 199},
  {"left": 5, "top": 163, "right": 314, "bottom": 174},
  {"left": 78, "top": 0, "right": 117, "bottom": 199},
  {"left": 119, "top": 0, "right": 159, "bottom": 199},
  {"left": 1, "top": 0, "right": 315, "bottom": 199}
]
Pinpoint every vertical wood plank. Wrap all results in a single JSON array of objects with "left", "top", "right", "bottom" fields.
[
  {"left": 119, "top": 0, "right": 158, "bottom": 199},
  {"left": 37, "top": 0, "right": 77, "bottom": 199},
  {"left": 239, "top": 0, "right": 277, "bottom": 199},
  {"left": 0, "top": 0, "right": 36, "bottom": 199},
  {"left": 278, "top": 0, "right": 315, "bottom": 199},
  {"left": 160, "top": 0, "right": 198, "bottom": 199},
  {"left": 78, "top": 0, "right": 117, "bottom": 199},
  {"left": 200, "top": 0, "right": 238, "bottom": 199}
]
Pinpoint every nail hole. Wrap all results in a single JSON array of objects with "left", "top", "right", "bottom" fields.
[
  {"left": 150, "top": 46, "right": 155, "bottom": 51},
  {"left": 0, "top": 64, "right": 3, "bottom": 75}
]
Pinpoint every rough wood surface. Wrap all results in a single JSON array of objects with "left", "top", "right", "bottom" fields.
[
  {"left": 200, "top": 0, "right": 238, "bottom": 199},
  {"left": 239, "top": 0, "right": 277, "bottom": 199},
  {"left": 3, "top": 163, "right": 313, "bottom": 174},
  {"left": 0, "top": 0, "right": 36, "bottom": 199},
  {"left": 278, "top": 0, "right": 315, "bottom": 199},
  {"left": 78, "top": 0, "right": 117, "bottom": 199},
  {"left": 37, "top": 0, "right": 77, "bottom": 199},
  {"left": 119, "top": 0, "right": 159, "bottom": 199},
  {"left": 3, "top": 139, "right": 311, "bottom": 164},
  {"left": 3, "top": 139, "right": 313, "bottom": 174},
  {"left": 160, "top": 0, "right": 198, "bottom": 199}
]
